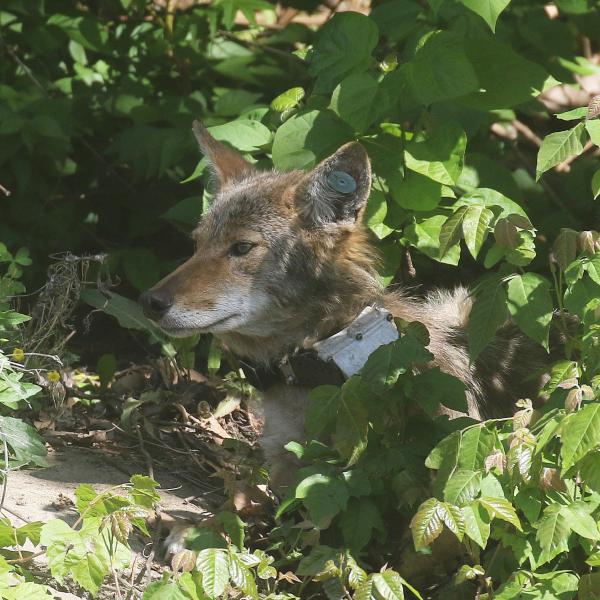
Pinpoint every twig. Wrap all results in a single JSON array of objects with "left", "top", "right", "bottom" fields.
[
  {"left": 0, "top": 183, "right": 10, "bottom": 196},
  {"left": 512, "top": 119, "right": 543, "bottom": 147},
  {"left": 555, "top": 139, "right": 595, "bottom": 173},
  {"left": 136, "top": 425, "right": 155, "bottom": 480}
]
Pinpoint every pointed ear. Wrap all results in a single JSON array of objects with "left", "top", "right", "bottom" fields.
[
  {"left": 192, "top": 120, "right": 255, "bottom": 187},
  {"left": 296, "top": 142, "right": 371, "bottom": 226}
]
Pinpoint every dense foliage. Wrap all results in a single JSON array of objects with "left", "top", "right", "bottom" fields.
[{"left": 2, "top": 0, "right": 600, "bottom": 598}]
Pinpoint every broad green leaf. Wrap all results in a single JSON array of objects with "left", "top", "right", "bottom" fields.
[
  {"left": 270, "top": 87, "right": 304, "bottom": 112},
  {"left": 207, "top": 120, "right": 271, "bottom": 152},
  {"left": 457, "top": 0, "right": 511, "bottom": 31},
  {"left": 463, "top": 37, "right": 549, "bottom": 110},
  {"left": 305, "top": 385, "right": 341, "bottom": 438},
  {"left": 196, "top": 548, "right": 230, "bottom": 599},
  {"left": 456, "top": 188, "right": 528, "bottom": 219},
  {"left": 556, "top": 107, "right": 588, "bottom": 120},
  {"left": 404, "top": 215, "right": 461, "bottom": 265},
  {"left": 361, "top": 335, "right": 433, "bottom": 393},
  {"left": 410, "top": 498, "right": 443, "bottom": 550},
  {"left": 443, "top": 470, "right": 482, "bottom": 506},
  {"left": 308, "top": 12, "right": 379, "bottom": 94},
  {"left": 536, "top": 123, "right": 587, "bottom": 180},
  {"left": 461, "top": 502, "right": 491, "bottom": 548},
  {"left": 407, "top": 31, "right": 479, "bottom": 105},
  {"left": 560, "top": 403, "right": 600, "bottom": 472},
  {"left": 462, "top": 205, "right": 494, "bottom": 259},
  {"left": 142, "top": 581, "right": 190, "bottom": 600},
  {"left": 536, "top": 504, "right": 570, "bottom": 557},
  {"left": 579, "top": 451, "right": 600, "bottom": 493},
  {"left": 405, "top": 122, "right": 467, "bottom": 185},
  {"left": 543, "top": 360, "right": 579, "bottom": 394},
  {"left": 271, "top": 110, "right": 352, "bottom": 170},
  {"left": 563, "top": 501, "right": 600, "bottom": 540},
  {"left": 390, "top": 172, "right": 442, "bottom": 211},
  {"left": 371, "top": 570, "right": 405, "bottom": 600},
  {"left": 339, "top": 498, "right": 384, "bottom": 552},
  {"left": 81, "top": 289, "right": 168, "bottom": 345},
  {"left": 457, "top": 426, "right": 497, "bottom": 471},
  {"left": 579, "top": 573, "right": 600, "bottom": 600},
  {"left": 506, "top": 273, "right": 553, "bottom": 349},
  {"left": 334, "top": 377, "right": 369, "bottom": 465},
  {"left": 371, "top": 0, "right": 421, "bottom": 42},
  {"left": 0, "top": 416, "right": 47, "bottom": 467},
  {"left": 330, "top": 72, "right": 379, "bottom": 132},
  {"left": 364, "top": 189, "right": 393, "bottom": 239},
  {"left": 408, "top": 368, "right": 468, "bottom": 416},
  {"left": 295, "top": 474, "right": 349, "bottom": 528},
  {"left": 439, "top": 206, "right": 468, "bottom": 258},
  {"left": 468, "top": 274, "right": 509, "bottom": 360},
  {"left": 437, "top": 502, "right": 465, "bottom": 540},
  {"left": 586, "top": 119, "right": 600, "bottom": 146},
  {"left": 479, "top": 497, "right": 522, "bottom": 530}
]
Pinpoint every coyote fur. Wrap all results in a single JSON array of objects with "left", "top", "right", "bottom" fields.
[{"left": 140, "top": 121, "right": 549, "bottom": 490}]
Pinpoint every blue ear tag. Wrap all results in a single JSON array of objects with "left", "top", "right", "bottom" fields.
[{"left": 326, "top": 170, "right": 357, "bottom": 194}]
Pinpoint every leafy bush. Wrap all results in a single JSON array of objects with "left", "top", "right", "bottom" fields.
[{"left": 3, "top": 0, "right": 600, "bottom": 598}]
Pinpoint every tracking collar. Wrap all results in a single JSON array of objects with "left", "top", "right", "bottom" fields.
[{"left": 240, "top": 305, "right": 399, "bottom": 391}]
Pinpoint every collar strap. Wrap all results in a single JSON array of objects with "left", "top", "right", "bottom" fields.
[{"left": 240, "top": 306, "right": 399, "bottom": 391}]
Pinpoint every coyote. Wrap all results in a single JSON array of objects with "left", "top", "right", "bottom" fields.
[{"left": 140, "top": 121, "right": 549, "bottom": 490}]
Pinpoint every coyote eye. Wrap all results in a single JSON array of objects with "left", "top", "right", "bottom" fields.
[{"left": 230, "top": 242, "right": 255, "bottom": 257}]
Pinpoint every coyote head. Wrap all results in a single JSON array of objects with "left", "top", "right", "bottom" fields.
[{"left": 140, "top": 121, "right": 380, "bottom": 359}]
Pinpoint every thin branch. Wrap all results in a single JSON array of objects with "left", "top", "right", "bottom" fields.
[{"left": 555, "top": 139, "right": 595, "bottom": 173}]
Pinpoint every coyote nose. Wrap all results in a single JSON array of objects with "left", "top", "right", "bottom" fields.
[{"left": 139, "top": 289, "right": 173, "bottom": 321}]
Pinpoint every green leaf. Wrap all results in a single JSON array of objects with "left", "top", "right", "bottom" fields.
[
  {"left": 361, "top": 336, "right": 433, "bottom": 393},
  {"left": 444, "top": 470, "right": 482, "bottom": 506},
  {"left": 271, "top": 110, "right": 352, "bottom": 170},
  {"left": 536, "top": 504, "right": 570, "bottom": 557},
  {"left": 207, "top": 120, "right": 271, "bottom": 152},
  {"left": 461, "top": 502, "right": 491, "bottom": 548},
  {"left": 371, "top": 570, "right": 405, "bottom": 600},
  {"left": 142, "top": 581, "right": 190, "bottom": 600},
  {"left": 0, "top": 416, "right": 47, "bottom": 467},
  {"left": 457, "top": 0, "right": 511, "bottom": 31},
  {"left": 404, "top": 215, "right": 461, "bottom": 265},
  {"left": 506, "top": 273, "right": 553, "bottom": 349},
  {"left": 81, "top": 289, "right": 169, "bottom": 345},
  {"left": 462, "top": 205, "right": 494, "bottom": 259},
  {"left": 458, "top": 426, "right": 497, "bottom": 471},
  {"left": 308, "top": 12, "right": 379, "bottom": 94},
  {"left": 334, "top": 377, "right": 369, "bottom": 466},
  {"left": 439, "top": 206, "right": 468, "bottom": 258},
  {"left": 560, "top": 403, "right": 600, "bottom": 473},
  {"left": 479, "top": 497, "right": 522, "bottom": 530},
  {"left": 463, "top": 37, "right": 550, "bottom": 110},
  {"left": 563, "top": 501, "right": 600, "bottom": 540},
  {"left": 339, "top": 498, "right": 384, "bottom": 552},
  {"left": 408, "top": 368, "right": 468, "bottom": 416},
  {"left": 371, "top": 0, "right": 421, "bottom": 42},
  {"left": 390, "top": 172, "right": 442, "bottom": 211},
  {"left": 436, "top": 502, "right": 465, "bottom": 540},
  {"left": 295, "top": 474, "right": 349, "bottom": 528},
  {"left": 406, "top": 31, "right": 479, "bottom": 105},
  {"left": 536, "top": 123, "right": 587, "bottom": 180},
  {"left": 468, "top": 275, "right": 509, "bottom": 360},
  {"left": 556, "top": 107, "right": 588, "bottom": 121},
  {"left": 586, "top": 119, "right": 600, "bottom": 146},
  {"left": 579, "top": 573, "right": 600, "bottom": 600},
  {"left": 130, "top": 474, "right": 160, "bottom": 509},
  {"left": 271, "top": 87, "right": 305, "bottom": 112},
  {"left": 330, "top": 72, "right": 379, "bottom": 132},
  {"left": 305, "top": 385, "right": 341, "bottom": 438},
  {"left": 592, "top": 169, "right": 600, "bottom": 199},
  {"left": 405, "top": 122, "right": 467, "bottom": 185},
  {"left": 196, "top": 548, "right": 230, "bottom": 599},
  {"left": 364, "top": 189, "right": 393, "bottom": 239},
  {"left": 410, "top": 498, "right": 444, "bottom": 550}
]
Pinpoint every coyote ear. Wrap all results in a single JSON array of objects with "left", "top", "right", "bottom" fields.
[
  {"left": 297, "top": 142, "right": 371, "bottom": 226},
  {"left": 192, "top": 120, "right": 254, "bottom": 186}
]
